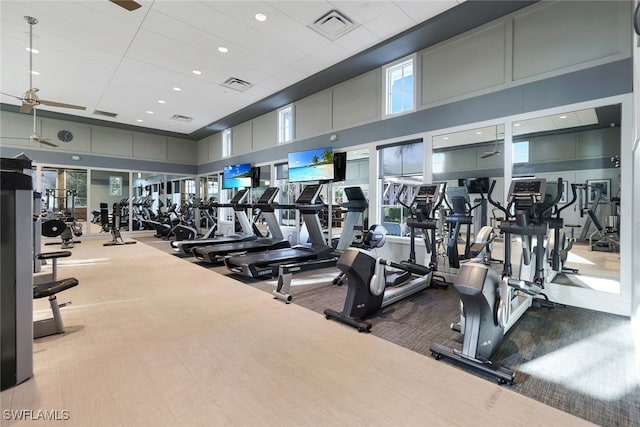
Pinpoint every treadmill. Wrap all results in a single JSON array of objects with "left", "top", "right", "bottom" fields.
[
  {"left": 224, "top": 184, "right": 335, "bottom": 278},
  {"left": 170, "top": 187, "right": 256, "bottom": 255},
  {"left": 191, "top": 187, "right": 291, "bottom": 263}
]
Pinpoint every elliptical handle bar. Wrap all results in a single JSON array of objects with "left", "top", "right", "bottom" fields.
[
  {"left": 487, "top": 179, "right": 509, "bottom": 218},
  {"left": 396, "top": 185, "right": 412, "bottom": 211},
  {"left": 556, "top": 182, "right": 578, "bottom": 216},
  {"left": 538, "top": 178, "right": 564, "bottom": 219}
]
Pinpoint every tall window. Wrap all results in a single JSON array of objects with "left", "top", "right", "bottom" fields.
[
  {"left": 378, "top": 141, "right": 423, "bottom": 235},
  {"left": 222, "top": 129, "right": 231, "bottom": 158},
  {"left": 278, "top": 105, "right": 293, "bottom": 144},
  {"left": 384, "top": 56, "right": 415, "bottom": 116}
]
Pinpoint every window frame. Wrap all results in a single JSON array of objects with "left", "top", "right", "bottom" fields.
[
  {"left": 277, "top": 104, "right": 294, "bottom": 144},
  {"left": 382, "top": 54, "right": 417, "bottom": 118},
  {"left": 222, "top": 129, "right": 231, "bottom": 158}
]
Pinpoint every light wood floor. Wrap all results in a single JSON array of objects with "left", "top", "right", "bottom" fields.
[{"left": 2, "top": 236, "right": 593, "bottom": 426}]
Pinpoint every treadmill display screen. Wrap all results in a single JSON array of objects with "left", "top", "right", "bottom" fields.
[
  {"left": 229, "top": 188, "right": 249, "bottom": 204},
  {"left": 256, "top": 187, "right": 279, "bottom": 204},
  {"left": 296, "top": 185, "right": 321, "bottom": 204}
]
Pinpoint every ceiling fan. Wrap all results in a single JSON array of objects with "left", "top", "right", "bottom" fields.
[
  {"left": 481, "top": 134, "right": 502, "bottom": 159},
  {"left": 110, "top": 0, "right": 142, "bottom": 11},
  {"left": 0, "top": 16, "right": 87, "bottom": 115},
  {"left": 0, "top": 106, "right": 58, "bottom": 147}
]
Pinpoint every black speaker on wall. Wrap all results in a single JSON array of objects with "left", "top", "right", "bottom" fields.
[
  {"left": 333, "top": 152, "right": 347, "bottom": 182},
  {"left": 251, "top": 167, "right": 261, "bottom": 188}
]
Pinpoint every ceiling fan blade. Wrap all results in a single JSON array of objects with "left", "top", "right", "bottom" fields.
[
  {"left": 39, "top": 99, "right": 86, "bottom": 110},
  {"left": 37, "top": 138, "right": 58, "bottom": 148},
  {"left": 0, "top": 91, "right": 23, "bottom": 101},
  {"left": 481, "top": 151, "right": 501, "bottom": 159},
  {"left": 20, "top": 103, "right": 34, "bottom": 114},
  {"left": 30, "top": 134, "right": 58, "bottom": 147},
  {"left": 110, "top": 0, "right": 142, "bottom": 11}
]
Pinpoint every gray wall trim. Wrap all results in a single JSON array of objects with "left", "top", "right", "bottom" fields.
[
  {"left": 513, "top": 158, "right": 616, "bottom": 175},
  {"left": 199, "top": 58, "right": 632, "bottom": 175},
  {"left": 0, "top": 147, "right": 196, "bottom": 175}
]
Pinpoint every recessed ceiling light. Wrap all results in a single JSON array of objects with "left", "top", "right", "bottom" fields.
[
  {"left": 158, "top": 100, "right": 166, "bottom": 104},
  {"left": 218, "top": 46, "right": 229, "bottom": 53},
  {"left": 255, "top": 13, "right": 267, "bottom": 22},
  {"left": 173, "top": 87, "right": 182, "bottom": 92},
  {"left": 26, "top": 47, "right": 39, "bottom": 53},
  {"left": 136, "top": 119, "right": 143, "bottom": 123},
  {"left": 146, "top": 111, "right": 154, "bottom": 114},
  {"left": 192, "top": 70, "right": 202, "bottom": 75},
  {"left": 475, "top": 131, "right": 482, "bottom": 135},
  {"left": 559, "top": 115, "right": 567, "bottom": 119},
  {"left": 30, "top": 70, "right": 40, "bottom": 75},
  {"left": 443, "top": 137, "right": 449, "bottom": 140},
  {"left": 514, "top": 123, "right": 521, "bottom": 127}
]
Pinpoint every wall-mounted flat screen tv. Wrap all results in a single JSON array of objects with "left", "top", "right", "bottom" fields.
[
  {"left": 223, "top": 163, "right": 252, "bottom": 189},
  {"left": 288, "top": 147, "right": 334, "bottom": 182},
  {"left": 459, "top": 177, "right": 490, "bottom": 194}
]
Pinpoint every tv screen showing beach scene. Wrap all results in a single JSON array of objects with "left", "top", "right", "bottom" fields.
[
  {"left": 288, "top": 147, "right": 334, "bottom": 182},
  {"left": 223, "top": 163, "right": 252, "bottom": 189}
]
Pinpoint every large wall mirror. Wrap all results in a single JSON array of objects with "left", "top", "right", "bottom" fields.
[
  {"left": 432, "top": 125, "right": 505, "bottom": 273},
  {"left": 512, "top": 104, "right": 621, "bottom": 296},
  {"left": 132, "top": 172, "right": 166, "bottom": 232},
  {"left": 90, "top": 169, "right": 130, "bottom": 233}
]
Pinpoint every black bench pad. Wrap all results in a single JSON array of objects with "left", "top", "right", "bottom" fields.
[
  {"left": 37, "top": 251, "right": 72, "bottom": 260},
  {"left": 33, "top": 278, "right": 79, "bottom": 299}
]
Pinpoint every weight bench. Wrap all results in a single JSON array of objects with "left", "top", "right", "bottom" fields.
[{"left": 33, "top": 251, "right": 79, "bottom": 338}]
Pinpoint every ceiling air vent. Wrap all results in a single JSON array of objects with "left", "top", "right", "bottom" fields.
[
  {"left": 309, "top": 10, "right": 356, "bottom": 40},
  {"left": 93, "top": 109, "right": 117, "bottom": 118},
  {"left": 220, "top": 77, "right": 254, "bottom": 92},
  {"left": 170, "top": 114, "right": 194, "bottom": 122}
]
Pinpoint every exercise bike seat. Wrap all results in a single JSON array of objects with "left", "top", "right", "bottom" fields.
[{"left": 33, "top": 278, "right": 79, "bottom": 299}]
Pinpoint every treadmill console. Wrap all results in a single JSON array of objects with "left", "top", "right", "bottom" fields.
[
  {"left": 509, "top": 179, "right": 546, "bottom": 203},
  {"left": 296, "top": 184, "right": 322, "bottom": 205},
  {"left": 342, "top": 187, "right": 368, "bottom": 212},
  {"left": 230, "top": 188, "right": 249, "bottom": 204},
  {"left": 256, "top": 187, "right": 279, "bottom": 204}
]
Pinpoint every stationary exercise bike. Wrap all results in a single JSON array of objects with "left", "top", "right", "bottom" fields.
[
  {"left": 324, "top": 182, "right": 448, "bottom": 332},
  {"left": 430, "top": 178, "right": 562, "bottom": 384}
]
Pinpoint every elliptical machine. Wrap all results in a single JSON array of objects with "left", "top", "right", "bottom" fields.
[
  {"left": 443, "top": 185, "right": 495, "bottom": 268},
  {"left": 324, "top": 182, "right": 448, "bottom": 332},
  {"left": 545, "top": 182, "right": 579, "bottom": 282},
  {"left": 430, "top": 178, "right": 562, "bottom": 384}
]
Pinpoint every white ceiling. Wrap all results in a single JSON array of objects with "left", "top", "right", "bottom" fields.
[{"left": 0, "top": 0, "right": 462, "bottom": 137}]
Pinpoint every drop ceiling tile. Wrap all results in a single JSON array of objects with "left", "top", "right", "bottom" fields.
[
  {"left": 393, "top": 0, "right": 459, "bottom": 25},
  {"left": 329, "top": 1, "right": 395, "bottom": 25},
  {"left": 333, "top": 25, "right": 380, "bottom": 54},
  {"left": 364, "top": 6, "right": 416, "bottom": 40}
]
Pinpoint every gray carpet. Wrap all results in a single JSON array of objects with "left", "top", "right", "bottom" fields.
[{"left": 137, "top": 236, "right": 640, "bottom": 427}]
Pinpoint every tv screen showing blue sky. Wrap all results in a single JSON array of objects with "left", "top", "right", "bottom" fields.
[
  {"left": 288, "top": 147, "right": 334, "bottom": 182},
  {"left": 223, "top": 163, "right": 251, "bottom": 188}
]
